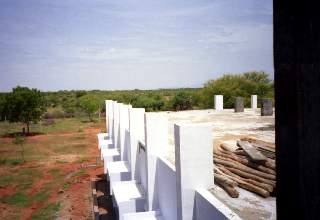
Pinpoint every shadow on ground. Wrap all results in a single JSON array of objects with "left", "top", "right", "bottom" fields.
[
  {"left": 95, "top": 174, "right": 117, "bottom": 220},
  {"left": 1, "top": 131, "right": 45, "bottom": 138}
]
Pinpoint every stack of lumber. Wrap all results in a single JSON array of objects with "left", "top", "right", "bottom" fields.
[
  {"left": 240, "top": 137, "right": 275, "bottom": 159},
  {"left": 213, "top": 140, "right": 276, "bottom": 198}
]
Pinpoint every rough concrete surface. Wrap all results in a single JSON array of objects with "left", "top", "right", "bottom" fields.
[{"left": 154, "top": 108, "right": 275, "bottom": 220}]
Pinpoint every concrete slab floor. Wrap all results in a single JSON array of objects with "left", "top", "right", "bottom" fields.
[
  {"left": 154, "top": 108, "right": 276, "bottom": 220},
  {"left": 155, "top": 108, "right": 274, "bottom": 164}
]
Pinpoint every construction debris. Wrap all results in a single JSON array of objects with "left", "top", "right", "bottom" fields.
[
  {"left": 237, "top": 140, "right": 267, "bottom": 163},
  {"left": 214, "top": 139, "right": 276, "bottom": 198}
]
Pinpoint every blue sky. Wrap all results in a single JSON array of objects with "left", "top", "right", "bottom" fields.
[{"left": 0, "top": 0, "right": 273, "bottom": 92}]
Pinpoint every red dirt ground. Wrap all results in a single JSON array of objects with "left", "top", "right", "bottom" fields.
[{"left": 0, "top": 126, "right": 104, "bottom": 220}]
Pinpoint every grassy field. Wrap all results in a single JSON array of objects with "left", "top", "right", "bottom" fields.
[{"left": 0, "top": 117, "right": 104, "bottom": 220}]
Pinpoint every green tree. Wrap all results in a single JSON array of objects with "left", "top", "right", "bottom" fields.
[
  {"left": 79, "top": 94, "right": 99, "bottom": 121},
  {"left": 132, "top": 96, "right": 164, "bottom": 111},
  {"left": 171, "top": 91, "right": 193, "bottom": 111},
  {"left": 61, "top": 98, "right": 78, "bottom": 115},
  {"left": 6, "top": 86, "right": 46, "bottom": 134},
  {"left": 0, "top": 94, "right": 7, "bottom": 121},
  {"left": 201, "top": 71, "right": 273, "bottom": 108}
]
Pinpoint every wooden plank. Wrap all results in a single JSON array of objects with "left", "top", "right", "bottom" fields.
[
  {"left": 240, "top": 137, "right": 275, "bottom": 149},
  {"left": 237, "top": 141, "right": 267, "bottom": 163}
]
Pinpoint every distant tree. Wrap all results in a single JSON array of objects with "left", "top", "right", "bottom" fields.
[
  {"left": 132, "top": 96, "right": 164, "bottom": 111},
  {"left": 6, "top": 86, "right": 46, "bottom": 134},
  {"left": 244, "top": 71, "right": 270, "bottom": 84},
  {"left": 172, "top": 91, "right": 193, "bottom": 111},
  {"left": 0, "top": 94, "right": 7, "bottom": 121},
  {"left": 201, "top": 71, "right": 273, "bottom": 108},
  {"left": 79, "top": 94, "right": 99, "bottom": 121},
  {"left": 62, "top": 98, "right": 78, "bottom": 115},
  {"left": 75, "top": 90, "right": 87, "bottom": 98}
]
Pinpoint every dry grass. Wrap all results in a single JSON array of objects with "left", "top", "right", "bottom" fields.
[{"left": 0, "top": 117, "right": 104, "bottom": 219}]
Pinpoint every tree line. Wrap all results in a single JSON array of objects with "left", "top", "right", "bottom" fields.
[{"left": 0, "top": 71, "right": 273, "bottom": 134}]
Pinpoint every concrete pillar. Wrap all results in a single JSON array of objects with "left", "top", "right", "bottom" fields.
[
  {"left": 214, "top": 95, "right": 223, "bottom": 110},
  {"left": 174, "top": 123, "right": 213, "bottom": 220},
  {"left": 251, "top": 95, "right": 257, "bottom": 109},
  {"left": 113, "top": 102, "right": 120, "bottom": 150},
  {"left": 119, "top": 104, "right": 131, "bottom": 160},
  {"left": 129, "top": 108, "right": 145, "bottom": 180},
  {"left": 106, "top": 100, "right": 114, "bottom": 137},
  {"left": 261, "top": 98, "right": 273, "bottom": 116},
  {"left": 144, "top": 113, "right": 168, "bottom": 211},
  {"left": 234, "top": 97, "right": 244, "bottom": 112}
]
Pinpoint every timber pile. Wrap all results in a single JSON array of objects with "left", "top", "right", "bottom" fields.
[{"left": 213, "top": 140, "right": 276, "bottom": 198}]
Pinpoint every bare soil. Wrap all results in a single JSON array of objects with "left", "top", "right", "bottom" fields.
[{"left": 0, "top": 122, "right": 104, "bottom": 220}]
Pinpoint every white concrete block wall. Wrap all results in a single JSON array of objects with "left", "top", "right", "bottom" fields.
[
  {"left": 120, "top": 104, "right": 131, "bottom": 161},
  {"left": 113, "top": 102, "right": 120, "bottom": 150},
  {"left": 107, "top": 100, "right": 114, "bottom": 138},
  {"left": 156, "top": 157, "right": 177, "bottom": 220},
  {"left": 144, "top": 113, "right": 168, "bottom": 211},
  {"left": 174, "top": 123, "right": 213, "bottom": 220},
  {"left": 251, "top": 95, "right": 257, "bottom": 109},
  {"left": 214, "top": 95, "right": 223, "bottom": 110},
  {"left": 195, "top": 189, "right": 241, "bottom": 220},
  {"left": 99, "top": 100, "right": 242, "bottom": 220},
  {"left": 129, "top": 108, "right": 145, "bottom": 180}
]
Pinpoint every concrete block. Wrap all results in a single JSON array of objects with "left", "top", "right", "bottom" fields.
[
  {"left": 97, "top": 133, "right": 109, "bottom": 149},
  {"left": 97, "top": 132, "right": 114, "bottom": 160},
  {"left": 97, "top": 132, "right": 108, "bottom": 141},
  {"left": 214, "top": 95, "right": 223, "bottom": 110},
  {"left": 113, "top": 102, "right": 120, "bottom": 151},
  {"left": 194, "top": 188, "right": 241, "bottom": 220},
  {"left": 261, "top": 98, "right": 273, "bottom": 116},
  {"left": 155, "top": 157, "right": 177, "bottom": 220},
  {"left": 251, "top": 95, "right": 257, "bottom": 109},
  {"left": 234, "top": 97, "right": 244, "bottom": 112},
  {"left": 102, "top": 148, "right": 121, "bottom": 173},
  {"left": 99, "top": 140, "right": 114, "bottom": 160},
  {"left": 107, "top": 161, "right": 131, "bottom": 194},
  {"left": 105, "top": 100, "right": 113, "bottom": 135},
  {"left": 144, "top": 113, "right": 168, "bottom": 211},
  {"left": 129, "top": 108, "right": 145, "bottom": 180},
  {"left": 174, "top": 123, "right": 213, "bottom": 220},
  {"left": 119, "top": 104, "right": 130, "bottom": 160},
  {"left": 113, "top": 180, "right": 146, "bottom": 220}
]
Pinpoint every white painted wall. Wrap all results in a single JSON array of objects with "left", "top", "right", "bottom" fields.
[
  {"left": 195, "top": 189, "right": 241, "bottom": 220},
  {"left": 105, "top": 100, "right": 111, "bottom": 134},
  {"left": 251, "top": 95, "right": 257, "bottom": 109},
  {"left": 156, "top": 157, "right": 177, "bottom": 220},
  {"left": 101, "top": 101, "right": 243, "bottom": 220},
  {"left": 214, "top": 95, "right": 223, "bottom": 110},
  {"left": 174, "top": 123, "right": 214, "bottom": 220},
  {"left": 144, "top": 113, "right": 168, "bottom": 211},
  {"left": 129, "top": 108, "right": 145, "bottom": 180},
  {"left": 113, "top": 102, "right": 120, "bottom": 150},
  {"left": 120, "top": 104, "right": 130, "bottom": 160}
]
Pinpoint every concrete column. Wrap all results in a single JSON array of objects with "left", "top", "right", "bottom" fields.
[
  {"left": 105, "top": 100, "right": 114, "bottom": 137},
  {"left": 214, "top": 95, "right": 223, "bottom": 110},
  {"left": 119, "top": 104, "right": 131, "bottom": 160},
  {"left": 129, "top": 108, "right": 145, "bottom": 180},
  {"left": 261, "top": 98, "right": 273, "bottom": 116},
  {"left": 234, "top": 97, "right": 244, "bottom": 112},
  {"left": 174, "top": 123, "right": 213, "bottom": 220},
  {"left": 113, "top": 102, "right": 120, "bottom": 150},
  {"left": 251, "top": 95, "right": 257, "bottom": 109},
  {"left": 144, "top": 113, "right": 168, "bottom": 211}
]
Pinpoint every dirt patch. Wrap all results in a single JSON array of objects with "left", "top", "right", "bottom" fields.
[
  {"left": 58, "top": 166, "right": 102, "bottom": 219},
  {"left": 0, "top": 124, "right": 103, "bottom": 220}
]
